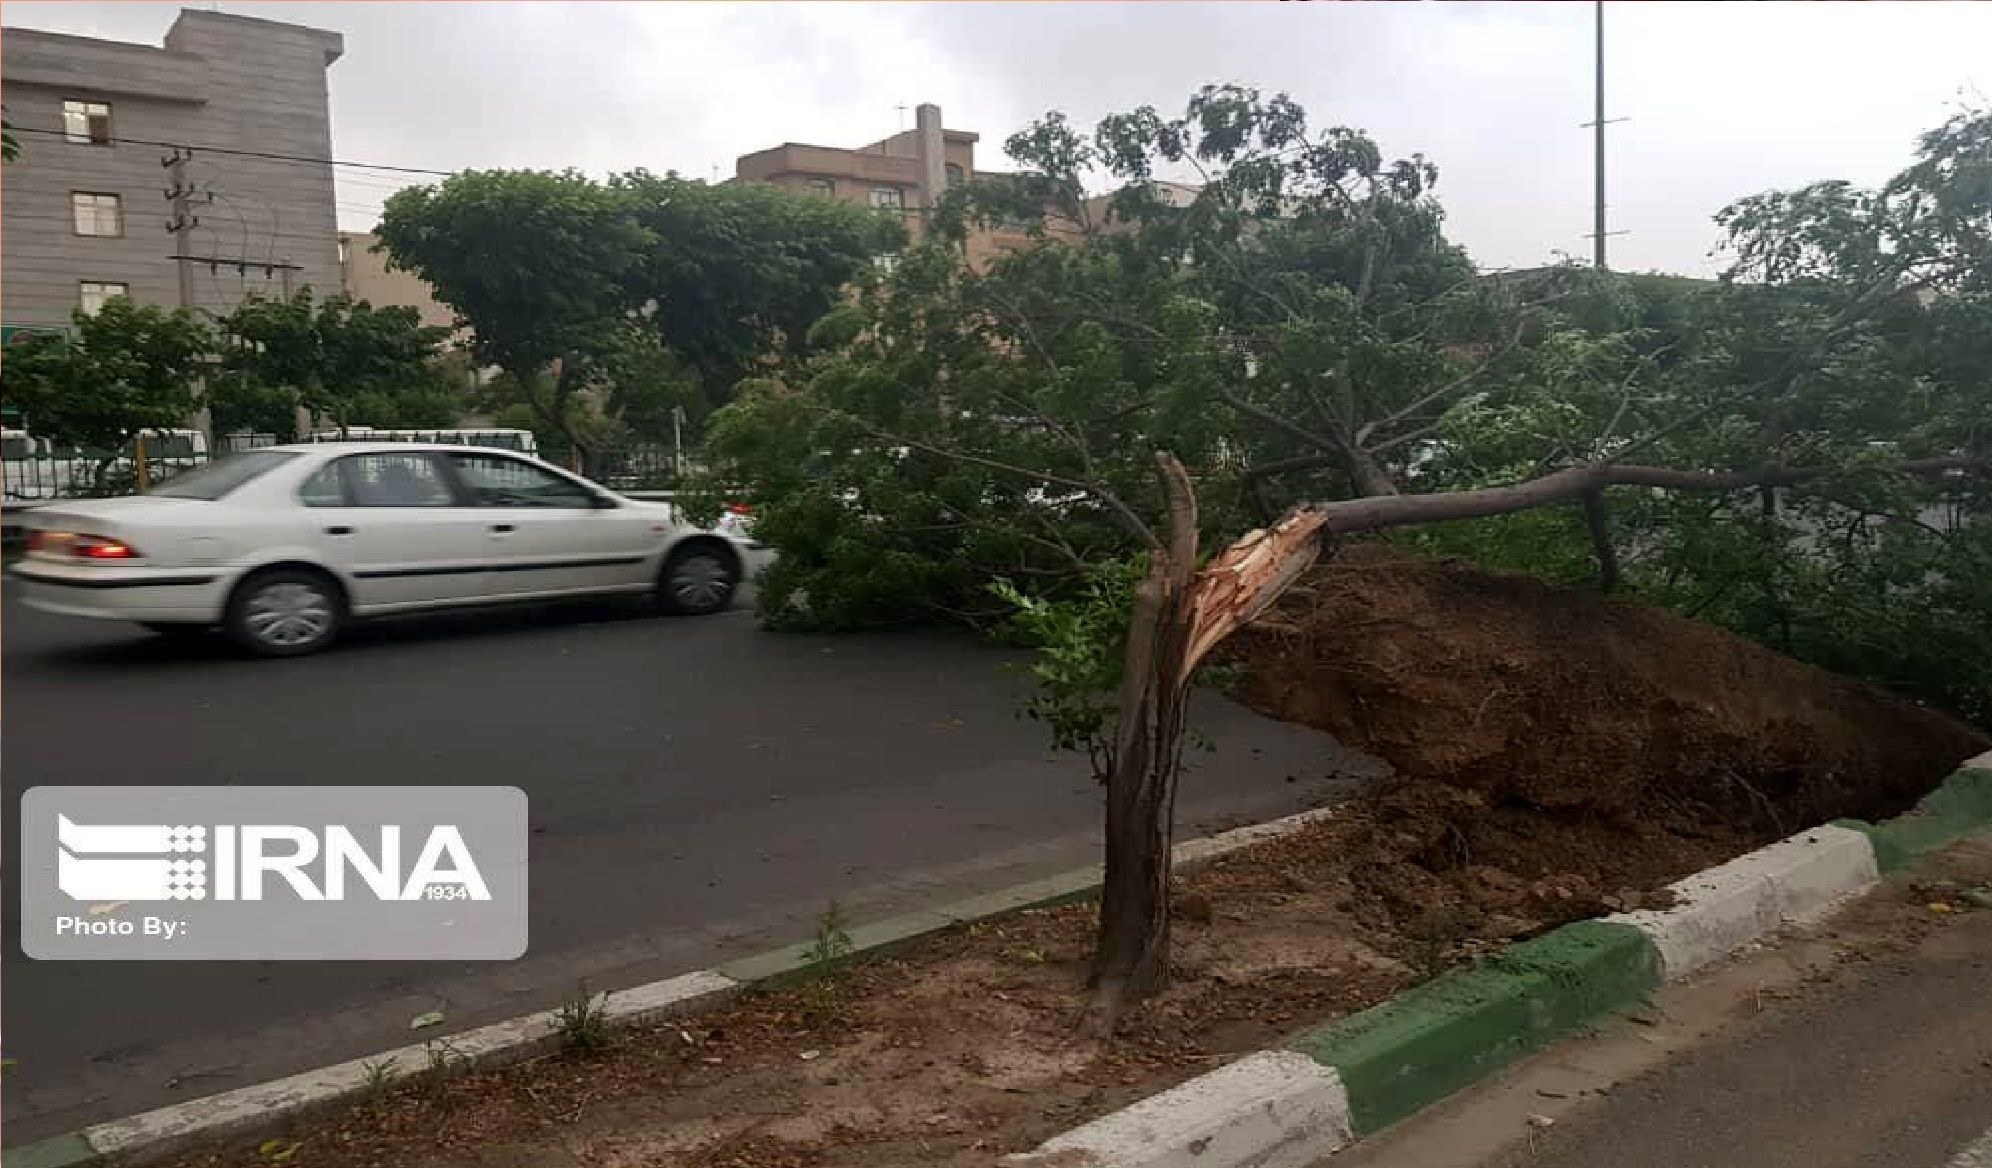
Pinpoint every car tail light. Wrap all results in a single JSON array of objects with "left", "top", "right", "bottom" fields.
[
  {"left": 72, "top": 534, "right": 139, "bottom": 560},
  {"left": 24, "top": 530, "right": 47, "bottom": 552}
]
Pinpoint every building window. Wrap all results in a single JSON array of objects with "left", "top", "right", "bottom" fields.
[
  {"left": 78, "top": 281, "right": 128, "bottom": 315},
  {"left": 71, "top": 192, "right": 123, "bottom": 237},
  {"left": 945, "top": 163, "right": 965, "bottom": 189},
  {"left": 805, "top": 177, "right": 835, "bottom": 197},
  {"left": 62, "top": 100, "right": 113, "bottom": 145},
  {"left": 870, "top": 186, "right": 905, "bottom": 211}
]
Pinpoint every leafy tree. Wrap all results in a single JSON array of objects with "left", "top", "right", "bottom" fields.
[
  {"left": 611, "top": 171, "right": 903, "bottom": 405},
  {"left": 2, "top": 297, "right": 210, "bottom": 452},
  {"left": 375, "top": 170, "right": 650, "bottom": 463},
  {"left": 705, "top": 87, "right": 1991, "bottom": 1025},
  {"left": 375, "top": 168, "right": 898, "bottom": 468},
  {"left": 216, "top": 290, "right": 455, "bottom": 436}
]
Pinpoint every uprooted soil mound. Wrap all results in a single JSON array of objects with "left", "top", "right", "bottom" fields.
[{"left": 1228, "top": 545, "right": 1989, "bottom": 928}]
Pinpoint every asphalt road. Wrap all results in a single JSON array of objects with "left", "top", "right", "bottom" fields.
[
  {"left": 1, "top": 589, "right": 1379, "bottom": 1144},
  {"left": 1504, "top": 911, "right": 1992, "bottom": 1168}
]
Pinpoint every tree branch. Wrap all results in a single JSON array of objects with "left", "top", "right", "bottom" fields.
[
  {"left": 1299, "top": 456, "right": 1983, "bottom": 537},
  {"left": 1216, "top": 386, "right": 1338, "bottom": 454}
]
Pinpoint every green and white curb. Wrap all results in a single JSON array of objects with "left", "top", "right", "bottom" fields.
[
  {"left": 1010, "top": 755, "right": 1992, "bottom": 1168},
  {"left": 3, "top": 807, "right": 1339, "bottom": 1168}
]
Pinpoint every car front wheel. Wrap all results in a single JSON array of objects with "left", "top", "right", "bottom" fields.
[
  {"left": 225, "top": 568, "right": 344, "bottom": 657},
  {"left": 657, "top": 543, "right": 739, "bottom": 616}
]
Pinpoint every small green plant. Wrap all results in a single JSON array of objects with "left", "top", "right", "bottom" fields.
[
  {"left": 358, "top": 1056, "right": 400, "bottom": 1099},
  {"left": 552, "top": 982, "right": 613, "bottom": 1052},
  {"left": 256, "top": 1139, "right": 301, "bottom": 1164},
  {"left": 802, "top": 900, "right": 855, "bottom": 969}
]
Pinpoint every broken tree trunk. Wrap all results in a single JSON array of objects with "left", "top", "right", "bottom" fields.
[{"left": 1084, "top": 457, "right": 1332, "bottom": 1033}]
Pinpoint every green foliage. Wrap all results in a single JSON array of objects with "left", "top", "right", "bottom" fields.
[
  {"left": 358, "top": 1056, "right": 400, "bottom": 1100},
  {"left": 2, "top": 297, "right": 211, "bottom": 450},
  {"left": 551, "top": 983, "right": 613, "bottom": 1053},
  {"left": 216, "top": 290, "right": 455, "bottom": 436},
  {"left": 802, "top": 900, "right": 855, "bottom": 969},
  {"left": 375, "top": 168, "right": 895, "bottom": 462},
  {"left": 990, "top": 559, "right": 1143, "bottom": 778}
]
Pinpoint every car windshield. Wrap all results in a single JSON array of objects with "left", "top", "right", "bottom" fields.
[{"left": 148, "top": 451, "right": 299, "bottom": 500}]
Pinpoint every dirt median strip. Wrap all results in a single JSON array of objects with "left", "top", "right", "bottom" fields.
[{"left": 5, "top": 807, "right": 1343, "bottom": 1168}]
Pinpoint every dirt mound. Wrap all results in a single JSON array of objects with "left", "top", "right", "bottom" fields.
[{"left": 1228, "top": 545, "right": 1988, "bottom": 926}]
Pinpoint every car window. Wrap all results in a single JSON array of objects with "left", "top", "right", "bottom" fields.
[
  {"left": 297, "top": 462, "right": 347, "bottom": 507},
  {"left": 448, "top": 453, "right": 599, "bottom": 508},
  {"left": 147, "top": 451, "right": 298, "bottom": 500},
  {"left": 340, "top": 453, "right": 456, "bottom": 507}
]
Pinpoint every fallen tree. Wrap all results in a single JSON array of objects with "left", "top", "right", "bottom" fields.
[{"left": 704, "top": 88, "right": 1992, "bottom": 1027}]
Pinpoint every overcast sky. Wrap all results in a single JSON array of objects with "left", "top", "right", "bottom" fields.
[{"left": 8, "top": 1, "right": 1990, "bottom": 275}]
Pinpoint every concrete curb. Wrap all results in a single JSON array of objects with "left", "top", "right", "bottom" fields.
[
  {"left": 1605, "top": 823, "right": 1879, "bottom": 978},
  {"left": 1006, "top": 1051, "right": 1352, "bottom": 1168},
  {"left": 1012, "top": 756, "right": 1992, "bottom": 1167},
  {"left": 4, "top": 807, "right": 1340, "bottom": 1168}
]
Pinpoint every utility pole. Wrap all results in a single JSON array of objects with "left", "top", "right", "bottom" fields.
[
  {"left": 155, "top": 145, "right": 203, "bottom": 490},
  {"left": 1592, "top": 0, "right": 1608, "bottom": 270},
  {"left": 163, "top": 147, "right": 198, "bottom": 311}
]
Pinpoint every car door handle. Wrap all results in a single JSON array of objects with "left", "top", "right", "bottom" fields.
[
  {"left": 324, "top": 526, "right": 354, "bottom": 536},
  {"left": 490, "top": 524, "right": 516, "bottom": 534}
]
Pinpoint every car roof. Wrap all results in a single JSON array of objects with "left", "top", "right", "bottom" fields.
[{"left": 264, "top": 442, "right": 535, "bottom": 456}]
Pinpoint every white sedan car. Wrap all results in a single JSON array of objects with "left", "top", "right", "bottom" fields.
[{"left": 11, "top": 443, "right": 767, "bottom": 656}]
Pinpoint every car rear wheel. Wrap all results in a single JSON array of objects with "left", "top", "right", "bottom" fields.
[
  {"left": 225, "top": 568, "right": 344, "bottom": 657},
  {"left": 657, "top": 543, "right": 739, "bottom": 616}
]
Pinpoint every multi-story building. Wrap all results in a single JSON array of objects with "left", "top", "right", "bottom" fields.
[
  {"left": 733, "top": 102, "right": 1043, "bottom": 270},
  {"left": 0, "top": 10, "right": 344, "bottom": 332},
  {"left": 734, "top": 102, "right": 970, "bottom": 232}
]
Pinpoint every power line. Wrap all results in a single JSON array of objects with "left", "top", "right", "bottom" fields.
[{"left": 6, "top": 124, "right": 453, "bottom": 177}]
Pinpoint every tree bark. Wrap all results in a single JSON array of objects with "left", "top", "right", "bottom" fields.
[{"left": 1085, "top": 453, "right": 1198, "bottom": 1034}]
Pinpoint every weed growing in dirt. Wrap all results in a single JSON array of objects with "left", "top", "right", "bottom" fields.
[
  {"left": 803, "top": 900, "right": 855, "bottom": 969},
  {"left": 553, "top": 983, "right": 614, "bottom": 1052},
  {"left": 359, "top": 1056, "right": 400, "bottom": 1100}
]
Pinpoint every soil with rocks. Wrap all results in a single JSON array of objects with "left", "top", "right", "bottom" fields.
[{"left": 155, "top": 548, "right": 1987, "bottom": 1168}]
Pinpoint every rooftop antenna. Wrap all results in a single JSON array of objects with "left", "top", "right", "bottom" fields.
[{"left": 896, "top": 103, "right": 910, "bottom": 131}]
